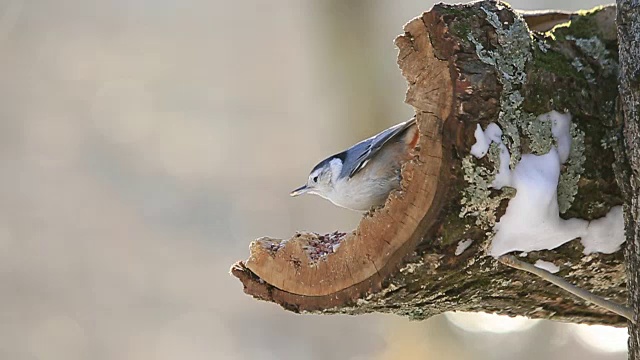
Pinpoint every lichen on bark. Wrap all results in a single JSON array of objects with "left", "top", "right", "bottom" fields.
[{"left": 461, "top": 3, "right": 620, "bottom": 231}]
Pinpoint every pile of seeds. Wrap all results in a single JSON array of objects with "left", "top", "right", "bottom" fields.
[
  {"left": 261, "top": 238, "right": 288, "bottom": 253},
  {"left": 260, "top": 231, "right": 348, "bottom": 262},
  {"left": 304, "top": 231, "right": 347, "bottom": 262}
]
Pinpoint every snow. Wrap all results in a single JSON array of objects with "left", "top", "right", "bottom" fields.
[
  {"left": 468, "top": 122, "right": 512, "bottom": 189},
  {"left": 486, "top": 122, "right": 512, "bottom": 189},
  {"left": 581, "top": 206, "right": 625, "bottom": 254},
  {"left": 490, "top": 147, "right": 588, "bottom": 256},
  {"left": 470, "top": 123, "right": 504, "bottom": 159},
  {"left": 470, "top": 124, "right": 490, "bottom": 158},
  {"left": 455, "top": 239, "right": 473, "bottom": 256},
  {"left": 469, "top": 111, "right": 626, "bottom": 257},
  {"left": 534, "top": 260, "right": 560, "bottom": 273}
]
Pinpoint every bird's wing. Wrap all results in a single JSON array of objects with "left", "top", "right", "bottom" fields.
[{"left": 346, "top": 117, "right": 416, "bottom": 178}]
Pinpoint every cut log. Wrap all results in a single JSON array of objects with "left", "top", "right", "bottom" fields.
[{"left": 231, "top": 1, "right": 627, "bottom": 325}]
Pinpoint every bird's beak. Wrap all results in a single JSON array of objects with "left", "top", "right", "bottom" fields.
[{"left": 290, "top": 185, "right": 310, "bottom": 197}]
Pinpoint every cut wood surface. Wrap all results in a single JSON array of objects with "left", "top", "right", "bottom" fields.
[{"left": 231, "top": 1, "right": 627, "bottom": 325}]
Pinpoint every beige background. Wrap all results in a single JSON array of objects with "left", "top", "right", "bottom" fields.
[{"left": 0, "top": 0, "right": 627, "bottom": 359}]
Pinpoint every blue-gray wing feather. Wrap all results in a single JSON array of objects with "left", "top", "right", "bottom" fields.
[{"left": 342, "top": 117, "right": 416, "bottom": 178}]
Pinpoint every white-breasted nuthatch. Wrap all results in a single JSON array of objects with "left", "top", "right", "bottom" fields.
[{"left": 290, "top": 117, "right": 418, "bottom": 211}]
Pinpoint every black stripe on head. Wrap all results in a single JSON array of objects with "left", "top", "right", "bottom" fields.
[{"left": 311, "top": 151, "right": 347, "bottom": 174}]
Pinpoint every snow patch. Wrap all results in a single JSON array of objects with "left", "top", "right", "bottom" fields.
[
  {"left": 469, "top": 123, "right": 511, "bottom": 189},
  {"left": 470, "top": 111, "right": 626, "bottom": 257},
  {"left": 470, "top": 124, "right": 490, "bottom": 158},
  {"left": 534, "top": 260, "right": 560, "bottom": 273},
  {"left": 490, "top": 147, "right": 588, "bottom": 256},
  {"left": 455, "top": 239, "right": 474, "bottom": 256},
  {"left": 581, "top": 206, "right": 625, "bottom": 254},
  {"left": 471, "top": 123, "right": 503, "bottom": 158}
]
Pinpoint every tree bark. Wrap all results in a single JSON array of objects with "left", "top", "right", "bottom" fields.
[
  {"left": 615, "top": 0, "right": 640, "bottom": 357},
  {"left": 231, "top": 1, "right": 628, "bottom": 326}
]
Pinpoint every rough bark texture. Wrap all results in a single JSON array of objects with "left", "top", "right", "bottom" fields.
[
  {"left": 231, "top": 1, "right": 628, "bottom": 326},
  {"left": 615, "top": 0, "right": 640, "bottom": 357}
]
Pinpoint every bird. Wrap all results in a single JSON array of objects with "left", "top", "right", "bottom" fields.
[{"left": 290, "top": 117, "right": 419, "bottom": 211}]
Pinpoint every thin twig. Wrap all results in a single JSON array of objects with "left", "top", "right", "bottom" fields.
[{"left": 498, "top": 255, "right": 634, "bottom": 323}]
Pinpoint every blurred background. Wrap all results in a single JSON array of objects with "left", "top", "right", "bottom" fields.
[{"left": 0, "top": 0, "right": 628, "bottom": 359}]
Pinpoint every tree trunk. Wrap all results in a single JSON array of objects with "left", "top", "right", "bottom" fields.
[
  {"left": 231, "top": 1, "right": 628, "bottom": 326},
  {"left": 615, "top": 0, "right": 640, "bottom": 357}
]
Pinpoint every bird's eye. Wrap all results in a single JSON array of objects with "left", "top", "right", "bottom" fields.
[{"left": 312, "top": 176, "right": 318, "bottom": 183}]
